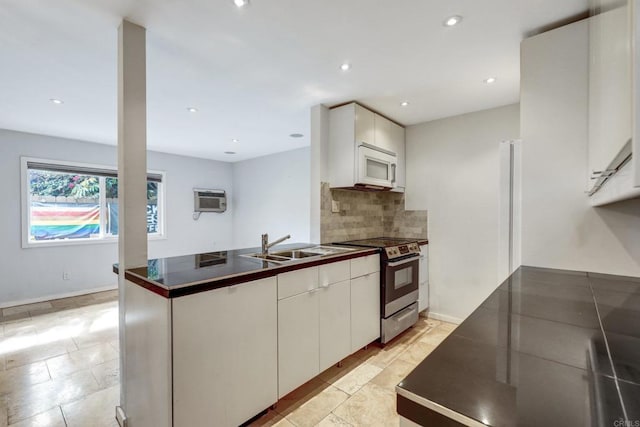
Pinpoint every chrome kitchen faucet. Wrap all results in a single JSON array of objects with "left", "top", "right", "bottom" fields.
[{"left": 261, "top": 233, "right": 291, "bottom": 255}]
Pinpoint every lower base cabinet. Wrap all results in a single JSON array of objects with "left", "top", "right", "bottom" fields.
[
  {"left": 278, "top": 290, "right": 320, "bottom": 398},
  {"left": 319, "top": 279, "right": 351, "bottom": 372},
  {"left": 172, "top": 277, "right": 278, "bottom": 427},
  {"left": 351, "top": 272, "right": 381, "bottom": 352}
]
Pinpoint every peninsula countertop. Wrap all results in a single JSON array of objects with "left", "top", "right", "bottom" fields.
[
  {"left": 113, "top": 243, "right": 379, "bottom": 298},
  {"left": 396, "top": 266, "right": 640, "bottom": 426}
]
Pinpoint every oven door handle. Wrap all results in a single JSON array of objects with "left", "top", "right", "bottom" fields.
[{"left": 386, "top": 256, "right": 420, "bottom": 267}]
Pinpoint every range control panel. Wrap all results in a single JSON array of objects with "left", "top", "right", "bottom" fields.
[{"left": 385, "top": 242, "right": 420, "bottom": 259}]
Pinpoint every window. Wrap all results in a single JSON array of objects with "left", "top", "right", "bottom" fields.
[{"left": 22, "top": 158, "right": 164, "bottom": 246}]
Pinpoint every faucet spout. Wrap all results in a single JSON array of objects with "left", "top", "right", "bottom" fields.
[{"left": 261, "top": 233, "right": 291, "bottom": 255}]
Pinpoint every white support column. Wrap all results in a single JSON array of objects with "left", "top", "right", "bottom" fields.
[
  {"left": 117, "top": 19, "right": 148, "bottom": 423},
  {"left": 310, "top": 104, "right": 329, "bottom": 243}
]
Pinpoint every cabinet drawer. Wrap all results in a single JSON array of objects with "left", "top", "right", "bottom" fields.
[
  {"left": 319, "top": 260, "right": 350, "bottom": 287},
  {"left": 350, "top": 254, "right": 380, "bottom": 278},
  {"left": 278, "top": 267, "right": 319, "bottom": 300}
]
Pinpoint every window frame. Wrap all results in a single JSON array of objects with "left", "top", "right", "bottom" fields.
[{"left": 21, "top": 156, "right": 166, "bottom": 248}]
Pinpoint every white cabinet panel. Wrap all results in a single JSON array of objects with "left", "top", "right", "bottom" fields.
[
  {"left": 278, "top": 290, "right": 320, "bottom": 398},
  {"left": 319, "top": 279, "right": 351, "bottom": 371},
  {"left": 319, "top": 260, "right": 350, "bottom": 287},
  {"left": 278, "top": 266, "right": 319, "bottom": 299},
  {"left": 391, "top": 121, "right": 406, "bottom": 191},
  {"left": 354, "top": 103, "right": 375, "bottom": 145},
  {"left": 173, "top": 277, "right": 278, "bottom": 427},
  {"left": 374, "top": 113, "right": 394, "bottom": 152},
  {"left": 588, "top": 5, "right": 632, "bottom": 183},
  {"left": 418, "top": 245, "right": 429, "bottom": 312},
  {"left": 351, "top": 254, "right": 380, "bottom": 278},
  {"left": 351, "top": 272, "right": 381, "bottom": 352}
]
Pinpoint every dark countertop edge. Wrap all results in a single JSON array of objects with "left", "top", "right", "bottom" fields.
[
  {"left": 123, "top": 247, "right": 379, "bottom": 298},
  {"left": 418, "top": 239, "right": 428, "bottom": 245},
  {"left": 396, "top": 390, "right": 482, "bottom": 427}
]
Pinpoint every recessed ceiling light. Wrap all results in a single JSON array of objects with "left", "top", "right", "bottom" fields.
[
  {"left": 340, "top": 63, "right": 351, "bottom": 71},
  {"left": 400, "top": 101, "right": 409, "bottom": 107},
  {"left": 232, "top": 138, "right": 239, "bottom": 143},
  {"left": 224, "top": 151, "right": 236, "bottom": 155},
  {"left": 444, "top": 15, "right": 462, "bottom": 27},
  {"left": 233, "top": 0, "right": 249, "bottom": 7},
  {"left": 187, "top": 107, "right": 198, "bottom": 113},
  {"left": 50, "top": 98, "right": 64, "bottom": 105},
  {"left": 289, "top": 133, "right": 304, "bottom": 138},
  {"left": 484, "top": 77, "right": 497, "bottom": 84}
]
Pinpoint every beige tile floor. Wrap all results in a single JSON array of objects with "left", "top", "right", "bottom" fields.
[
  {"left": 0, "top": 291, "right": 455, "bottom": 427},
  {"left": 0, "top": 290, "right": 119, "bottom": 427},
  {"left": 249, "top": 317, "right": 456, "bottom": 427}
]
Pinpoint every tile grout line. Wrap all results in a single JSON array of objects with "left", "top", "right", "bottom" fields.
[
  {"left": 586, "top": 272, "right": 629, "bottom": 422},
  {"left": 58, "top": 405, "right": 69, "bottom": 427}
]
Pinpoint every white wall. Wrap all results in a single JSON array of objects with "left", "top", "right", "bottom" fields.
[
  {"left": 0, "top": 129, "right": 233, "bottom": 306},
  {"left": 231, "top": 147, "right": 311, "bottom": 249},
  {"left": 521, "top": 20, "right": 640, "bottom": 276},
  {"left": 405, "top": 104, "right": 520, "bottom": 323}
]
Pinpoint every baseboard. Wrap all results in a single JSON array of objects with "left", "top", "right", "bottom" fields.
[
  {"left": 1, "top": 284, "right": 118, "bottom": 309},
  {"left": 428, "top": 311, "right": 463, "bottom": 325}
]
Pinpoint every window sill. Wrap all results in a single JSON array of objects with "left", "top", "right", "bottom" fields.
[{"left": 22, "top": 234, "right": 166, "bottom": 249}]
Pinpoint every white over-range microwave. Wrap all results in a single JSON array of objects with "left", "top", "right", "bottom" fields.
[{"left": 355, "top": 142, "right": 398, "bottom": 190}]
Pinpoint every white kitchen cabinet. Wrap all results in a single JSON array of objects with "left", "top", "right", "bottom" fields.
[
  {"left": 329, "top": 102, "right": 406, "bottom": 190},
  {"left": 587, "top": 1, "right": 640, "bottom": 204},
  {"left": 278, "top": 266, "right": 319, "bottom": 299},
  {"left": 172, "top": 277, "right": 278, "bottom": 427},
  {"left": 390, "top": 120, "right": 406, "bottom": 192},
  {"left": 350, "top": 272, "right": 380, "bottom": 352},
  {"left": 350, "top": 253, "right": 380, "bottom": 278},
  {"left": 588, "top": 4, "right": 632, "bottom": 186},
  {"left": 374, "top": 112, "right": 393, "bottom": 152},
  {"left": 278, "top": 289, "right": 320, "bottom": 398},
  {"left": 354, "top": 103, "right": 375, "bottom": 146},
  {"left": 319, "top": 279, "right": 351, "bottom": 371},
  {"left": 418, "top": 244, "right": 429, "bottom": 312},
  {"left": 319, "top": 260, "right": 350, "bottom": 287}
]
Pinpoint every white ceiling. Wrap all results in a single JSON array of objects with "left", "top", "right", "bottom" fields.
[{"left": 0, "top": 0, "right": 588, "bottom": 162}]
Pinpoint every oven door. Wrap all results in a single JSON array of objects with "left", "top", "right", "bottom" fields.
[
  {"left": 383, "top": 255, "right": 419, "bottom": 318},
  {"left": 356, "top": 143, "right": 396, "bottom": 189}
]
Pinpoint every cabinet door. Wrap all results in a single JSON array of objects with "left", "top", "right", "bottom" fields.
[
  {"left": 390, "top": 121, "right": 406, "bottom": 191},
  {"left": 173, "top": 277, "right": 278, "bottom": 427},
  {"left": 354, "top": 103, "right": 375, "bottom": 145},
  {"left": 351, "top": 272, "right": 381, "bottom": 352},
  {"left": 278, "top": 266, "right": 318, "bottom": 300},
  {"left": 278, "top": 290, "right": 320, "bottom": 398},
  {"left": 374, "top": 113, "right": 393, "bottom": 152},
  {"left": 588, "top": 5, "right": 632, "bottom": 186},
  {"left": 319, "top": 280, "right": 351, "bottom": 372}
]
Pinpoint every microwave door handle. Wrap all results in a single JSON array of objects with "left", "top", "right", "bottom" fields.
[{"left": 391, "top": 163, "right": 397, "bottom": 184}]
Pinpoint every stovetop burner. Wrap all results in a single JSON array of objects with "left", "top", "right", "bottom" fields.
[
  {"left": 336, "top": 237, "right": 418, "bottom": 248},
  {"left": 336, "top": 237, "right": 421, "bottom": 260}
]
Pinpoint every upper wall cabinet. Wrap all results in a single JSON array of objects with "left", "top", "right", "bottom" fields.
[
  {"left": 329, "top": 102, "right": 406, "bottom": 192},
  {"left": 588, "top": 0, "right": 640, "bottom": 204}
]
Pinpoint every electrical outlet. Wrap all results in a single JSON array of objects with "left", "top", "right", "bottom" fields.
[
  {"left": 62, "top": 271, "right": 70, "bottom": 281},
  {"left": 331, "top": 200, "right": 340, "bottom": 213}
]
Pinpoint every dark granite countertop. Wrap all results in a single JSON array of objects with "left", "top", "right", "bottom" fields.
[
  {"left": 114, "top": 243, "right": 378, "bottom": 298},
  {"left": 396, "top": 266, "right": 640, "bottom": 427}
]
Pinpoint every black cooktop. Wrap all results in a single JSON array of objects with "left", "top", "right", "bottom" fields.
[{"left": 336, "top": 237, "right": 420, "bottom": 248}]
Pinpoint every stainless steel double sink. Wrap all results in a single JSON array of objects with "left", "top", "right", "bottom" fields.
[{"left": 242, "top": 245, "right": 355, "bottom": 265}]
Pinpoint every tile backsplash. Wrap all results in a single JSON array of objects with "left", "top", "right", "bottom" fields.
[{"left": 320, "top": 182, "right": 428, "bottom": 243}]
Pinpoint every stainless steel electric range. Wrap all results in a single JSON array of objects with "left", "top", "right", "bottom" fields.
[{"left": 336, "top": 237, "right": 421, "bottom": 344}]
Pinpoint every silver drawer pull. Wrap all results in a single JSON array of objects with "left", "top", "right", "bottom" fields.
[{"left": 396, "top": 308, "right": 417, "bottom": 322}]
